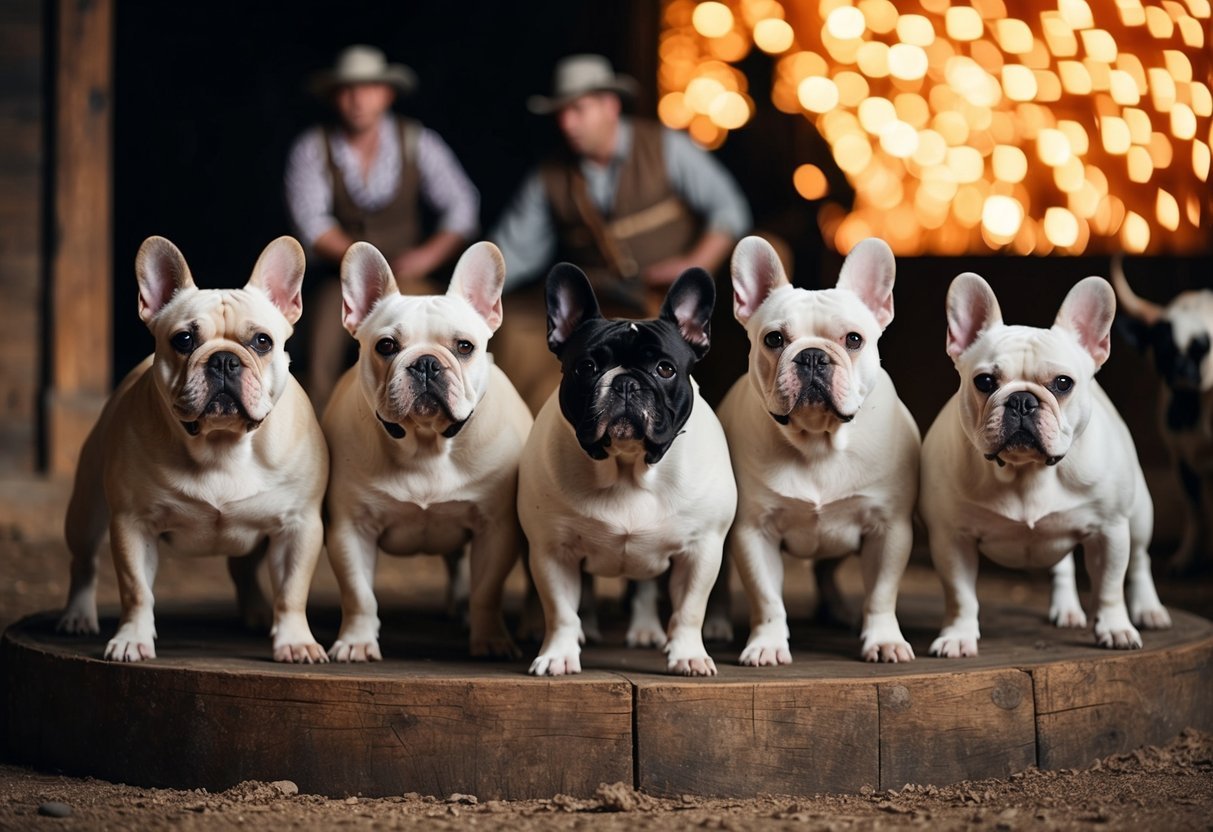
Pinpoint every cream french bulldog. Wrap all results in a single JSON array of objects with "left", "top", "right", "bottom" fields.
[
  {"left": 921, "top": 272, "right": 1171, "bottom": 657},
  {"left": 717, "top": 236, "right": 920, "bottom": 665},
  {"left": 520, "top": 263, "right": 736, "bottom": 676},
  {"left": 58, "top": 236, "right": 329, "bottom": 663},
  {"left": 322, "top": 241, "right": 532, "bottom": 661}
]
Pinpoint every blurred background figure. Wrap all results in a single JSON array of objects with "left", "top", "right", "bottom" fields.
[
  {"left": 490, "top": 53, "right": 752, "bottom": 412},
  {"left": 285, "top": 44, "right": 480, "bottom": 411}
]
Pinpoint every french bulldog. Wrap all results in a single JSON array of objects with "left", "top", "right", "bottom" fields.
[
  {"left": 520, "top": 263, "right": 737, "bottom": 676},
  {"left": 921, "top": 272, "right": 1171, "bottom": 658},
  {"left": 58, "top": 236, "right": 329, "bottom": 663},
  {"left": 717, "top": 236, "right": 920, "bottom": 665},
  {"left": 322, "top": 241, "right": 532, "bottom": 661},
  {"left": 1112, "top": 256, "right": 1213, "bottom": 573}
]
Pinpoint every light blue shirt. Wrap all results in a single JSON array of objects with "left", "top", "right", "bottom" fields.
[{"left": 492, "top": 119, "right": 752, "bottom": 291}]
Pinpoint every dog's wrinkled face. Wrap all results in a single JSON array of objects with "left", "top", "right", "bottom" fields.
[
  {"left": 1112, "top": 260, "right": 1213, "bottom": 430},
  {"left": 945, "top": 273, "right": 1115, "bottom": 468},
  {"left": 545, "top": 263, "right": 714, "bottom": 464},
  {"left": 136, "top": 236, "right": 305, "bottom": 438},
  {"left": 731, "top": 236, "right": 895, "bottom": 432},
  {"left": 341, "top": 241, "right": 505, "bottom": 439}
]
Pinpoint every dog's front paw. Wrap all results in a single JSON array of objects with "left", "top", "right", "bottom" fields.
[
  {"left": 105, "top": 623, "right": 156, "bottom": 662},
  {"left": 665, "top": 634, "right": 717, "bottom": 676},
  {"left": 1094, "top": 609, "right": 1142, "bottom": 649},
  {"left": 860, "top": 614, "right": 914, "bottom": 663},
  {"left": 738, "top": 625, "right": 791, "bottom": 667},
  {"left": 626, "top": 619, "right": 668, "bottom": 649},
  {"left": 57, "top": 602, "right": 99, "bottom": 635},
  {"left": 929, "top": 623, "right": 980, "bottom": 658},
  {"left": 529, "top": 651, "right": 581, "bottom": 676},
  {"left": 1130, "top": 603, "right": 1172, "bottom": 630},
  {"left": 328, "top": 639, "right": 382, "bottom": 662},
  {"left": 275, "top": 641, "right": 329, "bottom": 663},
  {"left": 1049, "top": 601, "right": 1088, "bottom": 629}
]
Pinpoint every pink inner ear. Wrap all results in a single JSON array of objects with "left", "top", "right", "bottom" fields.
[
  {"left": 674, "top": 293, "right": 709, "bottom": 348},
  {"left": 251, "top": 240, "right": 305, "bottom": 324},
  {"left": 1058, "top": 281, "right": 1114, "bottom": 366},
  {"left": 946, "top": 277, "right": 1000, "bottom": 359}
]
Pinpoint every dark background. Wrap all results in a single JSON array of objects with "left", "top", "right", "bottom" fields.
[{"left": 110, "top": 0, "right": 1211, "bottom": 462}]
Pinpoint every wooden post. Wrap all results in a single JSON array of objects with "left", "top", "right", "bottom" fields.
[{"left": 47, "top": 0, "right": 113, "bottom": 477}]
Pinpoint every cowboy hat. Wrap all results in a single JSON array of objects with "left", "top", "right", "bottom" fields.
[
  {"left": 310, "top": 45, "right": 418, "bottom": 96},
  {"left": 527, "top": 54, "right": 639, "bottom": 114}
]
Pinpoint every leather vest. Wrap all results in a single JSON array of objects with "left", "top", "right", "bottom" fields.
[{"left": 324, "top": 117, "right": 421, "bottom": 260}]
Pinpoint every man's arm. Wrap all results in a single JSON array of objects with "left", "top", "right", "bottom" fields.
[
  {"left": 396, "top": 128, "right": 482, "bottom": 283},
  {"left": 489, "top": 170, "right": 558, "bottom": 293},
  {"left": 284, "top": 128, "right": 347, "bottom": 264},
  {"left": 641, "top": 128, "right": 753, "bottom": 287}
]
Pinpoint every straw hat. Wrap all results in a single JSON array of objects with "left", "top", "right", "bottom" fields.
[
  {"left": 310, "top": 45, "right": 418, "bottom": 96},
  {"left": 527, "top": 54, "right": 639, "bottom": 114}
]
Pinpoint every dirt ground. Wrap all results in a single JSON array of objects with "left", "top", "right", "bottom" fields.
[{"left": 2, "top": 535, "right": 1212, "bottom": 831}]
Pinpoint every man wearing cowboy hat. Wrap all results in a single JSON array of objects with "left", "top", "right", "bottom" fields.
[
  {"left": 285, "top": 44, "right": 480, "bottom": 410},
  {"left": 490, "top": 53, "right": 751, "bottom": 411}
]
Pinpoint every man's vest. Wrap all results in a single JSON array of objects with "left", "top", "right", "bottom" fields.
[
  {"left": 324, "top": 117, "right": 421, "bottom": 260},
  {"left": 539, "top": 119, "right": 700, "bottom": 290}
]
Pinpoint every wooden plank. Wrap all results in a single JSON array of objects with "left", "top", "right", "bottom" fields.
[
  {"left": 637, "top": 681, "right": 879, "bottom": 797},
  {"left": 1, "top": 616, "right": 634, "bottom": 799},
  {"left": 878, "top": 669, "right": 1036, "bottom": 788},
  {"left": 1034, "top": 638, "right": 1213, "bottom": 770},
  {"left": 49, "top": 0, "right": 112, "bottom": 476}
]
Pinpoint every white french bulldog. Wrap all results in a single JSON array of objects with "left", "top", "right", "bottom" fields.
[
  {"left": 520, "top": 263, "right": 737, "bottom": 676},
  {"left": 59, "top": 236, "right": 329, "bottom": 663},
  {"left": 717, "top": 236, "right": 921, "bottom": 665},
  {"left": 1112, "top": 256, "right": 1213, "bottom": 573},
  {"left": 921, "top": 272, "right": 1171, "bottom": 658},
  {"left": 322, "top": 241, "right": 533, "bottom": 661}
]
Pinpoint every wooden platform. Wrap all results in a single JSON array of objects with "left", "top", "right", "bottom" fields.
[{"left": 3, "top": 599, "right": 1211, "bottom": 799}]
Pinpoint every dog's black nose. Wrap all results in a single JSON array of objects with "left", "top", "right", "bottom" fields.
[
  {"left": 611, "top": 374, "right": 642, "bottom": 396},
  {"left": 793, "top": 348, "right": 829, "bottom": 367},
  {"left": 408, "top": 355, "right": 443, "bottom": 382},
  {"left": 206, "top": 351, "right": 242, "bottom": 377},
  {"left": 1005, "top": 391, "right": 1039, "bottom": 415}
]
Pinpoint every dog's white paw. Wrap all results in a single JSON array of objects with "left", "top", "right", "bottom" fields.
[
  {"left": 626, "top": 620, "right": 668, "bottom": 649},
  {"left": 1050, "top": 604, "right": 1088, "bottom": 628},
  {"left": 738, "top": 626, "right": 792, "bottom": 667},
  {"left": 275, "top": 641, "right": 329, "bottom": 663},
  {"left": 1094, "top": 609, "right": 1142, "bottom": 649},
  {"left": 529, "top": 651, "right": 582, "bottom": 676},
  {"left": 665, "top": 634, "right": 717, "bottom": 676},
  {"left": 57, "top": 603, "right": 99, "bottom": 635},
  {"left": 862, "top": 639, "right": 915, "bottom": 663},
  {"left": 105, "top": 623, "right": 156, "bottom": 662},
  {"left": 929, "top": 622, "right": 980, "bottom": 658},
  {"left": 328, "top": 639, "right": 382, "bottom": 662},
  {"left": 1130, "top": 603, "right": 1172, "bottom": 630}
]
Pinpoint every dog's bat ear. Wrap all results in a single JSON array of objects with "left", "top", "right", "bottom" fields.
[
  {"left": 837, "top": 237, "right": 896, "bottom": 330},
  {"left": 1056, "top": 276, "right": 1115, "bottom": 368},
  {"left": 247, "top": 236, "right": 307, "bottom": 325},
  {"left": 661, "top": 267, "right": 715, "bottom": 360},
  {"left": 946, "top": 273, "right": 1003, "bottom": 360},
  {"left": 447, "top": 241, "right": 506, "bottom": 332},
  {"left": 136, "top": 236, "right": 196, "bottom": 323},
  {"left": 545, "top": 263, "right": 600, "bottom": 356},
  {"left": 730, "top": 236, "right": 789, "bottom": 325},
  {"left": 340, "top": 242, "right": 400, "bottom": 335}
]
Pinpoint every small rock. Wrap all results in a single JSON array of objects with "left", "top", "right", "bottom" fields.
[
  {"left": 270, "top": 780, "right": 298, "bottom": 796},
  {"left": 37, "top": 802, "right": 72, "bottom": 818},
  {"left": 447, "top": 793, "right": 478, "bottom": 805}
]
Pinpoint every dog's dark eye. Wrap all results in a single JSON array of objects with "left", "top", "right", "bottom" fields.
[
  {"left": 575, "top": 359, "right": 597, "bottom": 378},
  {"left": 973, "top": 373, "right": 998, "bottom": 394},
  {"left": 1052, "top": 375, "right": 1074, "bottom": 393},
  {"left": 170, "top": 331, "right": 194, "bottom": 354},
  {"left": 845, "top": 332, "right": 864, "bottom": 351},
  {"left": 251, "top": 333, "right": 273, "bottom": 354},
  {"left": 375, "top": 337, "right": 400, "bottom": 356},
  {"left": 655, "top": 360, "right": 677, "bottom": 379},
  {"left": 455, "top": 339, "right": 474, "bottom": 356},
  {"left": 763, "top": 331, "right": 784, "bottom": 349}
]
